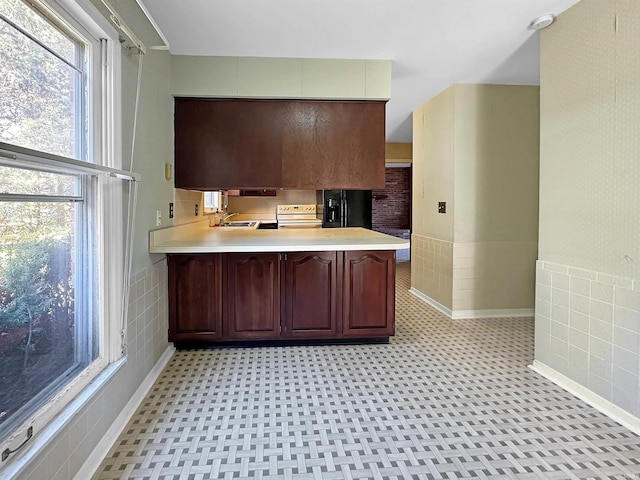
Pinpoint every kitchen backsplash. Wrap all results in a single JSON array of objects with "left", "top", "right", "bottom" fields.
[
  {"left": 174, "top": 188, "right": 203, "bottom": 225},
  {"left": 227, "top": 189, "right": 315, "bottom": 215},
  {"left": 173, "top": 189, "right": 317, "bottom": 225}
]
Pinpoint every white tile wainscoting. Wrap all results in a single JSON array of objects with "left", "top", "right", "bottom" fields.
[
  {"left": 410, "top": 234, "right": 453, "bottom": 311},
  {"left": 452, "top": 241, "right": 537, "bottom": 315},
  {"left": 535, "top": 260, "right": 640, "bottom": 419},
  {"left": 410, "top": 234, "right": 535, "bottom": 319}
]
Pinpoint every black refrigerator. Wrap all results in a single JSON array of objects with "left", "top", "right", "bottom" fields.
[{"left": 319, "top": 190, "right": 372, "bottom": 229}]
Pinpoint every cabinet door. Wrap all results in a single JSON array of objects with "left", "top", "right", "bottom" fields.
[
  {"left": 174, "top": 98, "right": 283, "bottom": 189},
  {"left": 281, "top": 100, "right": 386, "bottom": 189},
  {"left": 168, "top": 254, "right": 222, "bottom": 342},
  {"left": 224, "top": 253, "right": 281, "bottom": 340},
  {"left": 283, "top": 252, "right": 339, "bottom": 338},
  {"left": 342, "top": 250, "right": 395, "bottom": 337}
]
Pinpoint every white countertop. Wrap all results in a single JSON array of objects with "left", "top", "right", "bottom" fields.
[{"left": 149, "top": 221, "right": 410, "bottom": 253}]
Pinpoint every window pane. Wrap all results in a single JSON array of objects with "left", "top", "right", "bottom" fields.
[
  {"left": 0, "top": 0, "right": 76, "bottom": 64},
  {"left": 0, "top": 1, "right": 84, "bottom": 159},
  {"left": 0, "top": 201, "right": 93, "bottom": 433},
  {"left": 0, "top": 165, "right": 81, "bottom": 197}
]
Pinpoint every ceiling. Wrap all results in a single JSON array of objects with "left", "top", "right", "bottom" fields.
[{"left": 137, "top": 0, "right": 580, "bottom": 142}]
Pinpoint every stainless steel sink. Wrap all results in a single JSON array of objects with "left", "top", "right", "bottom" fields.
[{"left": 219, "top": 221, "right": 258, "bottom": 228}]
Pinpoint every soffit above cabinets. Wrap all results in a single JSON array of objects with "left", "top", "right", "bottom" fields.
[
  {"left": 138, "top": 0, "right": 580, "bottom": 142},
  {"left": 171, "top": 57, "right": 391, "bottom": 101}
]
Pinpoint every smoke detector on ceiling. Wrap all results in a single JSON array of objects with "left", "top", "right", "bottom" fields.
[{"left": 528, "top": 14, "right": 555, "bottom": 30}]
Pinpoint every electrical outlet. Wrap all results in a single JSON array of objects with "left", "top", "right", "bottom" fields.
[
  {"left": 155, "top": 210, "right": 162, "bottom": 227},
  {"left": 169, "top": 202, "right": 174, "bottom": 219},
  {"left": 194, "top": 204, "right": 199, "bottom": 216},
  {"left": 438, "top": 202, "right": 446, "bottom": 214}
]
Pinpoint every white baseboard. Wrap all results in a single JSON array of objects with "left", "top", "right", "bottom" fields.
[
  {"left": 408, "top": 288, "right": 533, "bottom": 320},
  {"left": 529, "top": 360, "right": 640, "bottom": 436},
  {"left": 409, "top": 288, "right": 452, "bottom": 317},
  {"left": 75, "top": 345, "right": 175, "bottom": 480},
  {"left": 451, "top": 308, "right": 534, "bottom": 319}
]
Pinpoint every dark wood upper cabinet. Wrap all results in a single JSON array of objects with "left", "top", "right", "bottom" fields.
[
  {"left": 342, "top": 250, "right": 395, "bottom": 337},
  {"left": 174, "top": 98, "right": 386, "bottom": 190},
  {"left": 223, "top": 253, "right": 281, "bottom": 340},
  {"left": 281, "top": 101, "right": 386, "bottom": 189},
  {"left": 168, "top": 254, "right": 222, "bottom": 342},
  {"left": 283, "top": 251, "right": 340, "bottom": 338},
  {"left": 174, "top": 99, "right": 283, "bottom": 189}
]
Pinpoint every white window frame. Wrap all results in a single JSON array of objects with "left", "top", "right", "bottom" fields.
[
  {"left": 203, "top": 191, "right": 223, "bottom": 213},
  {"left": 0, "top": 0, "right": 125, "bottom": 470}
]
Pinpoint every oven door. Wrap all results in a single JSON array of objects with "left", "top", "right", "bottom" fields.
[{"left": 277, "top": 219, "right": 323, "bottom": 228}]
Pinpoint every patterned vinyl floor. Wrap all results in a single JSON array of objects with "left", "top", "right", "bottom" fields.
[{"left": 95, "top": 262, "right": 640, "bottom": 479}]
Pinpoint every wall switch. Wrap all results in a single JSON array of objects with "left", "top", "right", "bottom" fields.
[
  {"left": 155, "top": 210, "right": 162, "bottom": 227},
  {"left": 169, "top": 202, "right": 174, "bottom": 219},
  {"left": 194, "top": 204, "right": 199, "bottom": 216},
  {"left": 438, "top": 201, "right": 446, "bottom": 213}
]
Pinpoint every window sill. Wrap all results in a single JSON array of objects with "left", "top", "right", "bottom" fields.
[{"left": 0, "top": 357, "right": 127, "bottom": 478}]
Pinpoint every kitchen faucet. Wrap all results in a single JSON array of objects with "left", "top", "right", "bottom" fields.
[{"left": 221, "top": 212, "right": 238, "bottom": 224}]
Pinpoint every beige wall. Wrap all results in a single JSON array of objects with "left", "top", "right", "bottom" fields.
[
  {"left": 412, "top": 87, "right": 455, "bottom": 241},
  {"left": 124, "top": 50, "right": 175, "bottom": 272},
  {"left": 453, "top": 85, "right": 539, "bottom": 244},
  {"left": 385, "top": 142, "right": 412, "bottom": 164},
  {"left": 411, "top": 84, "right": 539, "bottom": 314},
  {"left": 536, "top": 0, "right": 640, "bottom": 418},
  {"left": 452, "top": 84, "right": 539, "bottom": 312},
  {"left": 411, "top": 88, "right": 455, "bottom": 308},
  {"left": 171, "top": 56, "right": 392, "bottom": 100},
  {"left": 539, "top": 0, "right": 640, "bottom": 280}
]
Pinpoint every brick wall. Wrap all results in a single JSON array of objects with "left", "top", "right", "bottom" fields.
[{"left": 372, "top": 167, "right": 411, "bottom": 232}]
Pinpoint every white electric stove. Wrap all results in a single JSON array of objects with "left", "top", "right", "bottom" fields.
[{"left": 276, "top": 204, "right": 322, "bottom": 228}]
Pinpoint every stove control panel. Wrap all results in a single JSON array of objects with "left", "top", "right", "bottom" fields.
[{"left": 276, "top": 204, "right": 317, "bottom": 214}]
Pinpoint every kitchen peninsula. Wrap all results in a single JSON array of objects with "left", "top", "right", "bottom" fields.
[{"left": 150, "top": 221, "right": 409, "bottom": 345}]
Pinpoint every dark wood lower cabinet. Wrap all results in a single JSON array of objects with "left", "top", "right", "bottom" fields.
[
  {"left": 283, "top": 252, "right": 339, "bottom": 338},
  {"left": 224, "top": 253, "right": 281, "bottom": 340},
  {"left": 343, "top": 250, "right": 395, "bottom": 337},
  {"left": 167, "top": 250, "right": 395, "bottom": 344},
  {"left": 168, "top": 254, "right": 222, "bottom": 341}
]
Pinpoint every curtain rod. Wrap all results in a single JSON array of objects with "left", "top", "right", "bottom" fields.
[
  {"left": 134, "top": 0, "right": 170, "bottom": 51},
  {"left": 100, "top": 0, "right": 147, "bottom": 55}
]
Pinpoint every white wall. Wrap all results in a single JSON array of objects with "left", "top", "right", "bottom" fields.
[{"left": 536, "top": 0, "right": 640, "bottom": 418}]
